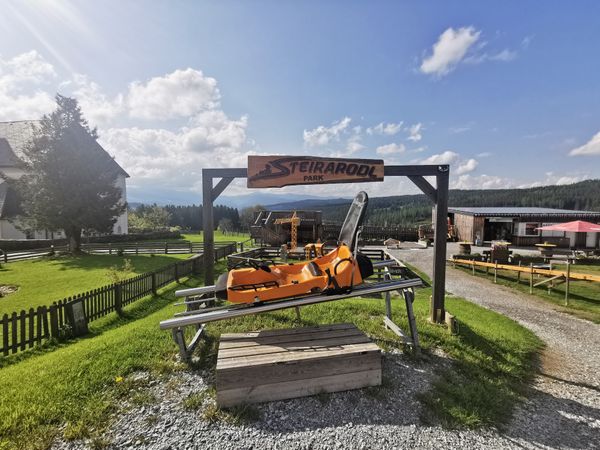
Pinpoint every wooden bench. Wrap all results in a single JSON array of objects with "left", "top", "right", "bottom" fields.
[{"left": 216, "top": 323, "right": 381, "bottom": 407}]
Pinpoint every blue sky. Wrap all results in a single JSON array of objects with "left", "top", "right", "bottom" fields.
[{"left": 1, "top": 1, "right": 599, "bottom": 204}]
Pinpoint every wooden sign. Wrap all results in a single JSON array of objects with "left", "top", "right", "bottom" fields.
[{"left": 247, "top": 155, "right": 384, "bottom": 188}]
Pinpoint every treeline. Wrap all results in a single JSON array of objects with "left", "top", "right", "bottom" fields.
[
  {"left": 270, "top": 179, "right": 600, "bottom": 226},
  {"left": 130, "top": 204, "right": 240, "bottom": 230}
]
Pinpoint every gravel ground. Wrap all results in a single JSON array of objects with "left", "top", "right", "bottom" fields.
[
  {"left": 51, "top": 244, "right": 599, "bottom": 449},
  {"left": 390, "top": 244, "right": 600, "bottom": 449}
]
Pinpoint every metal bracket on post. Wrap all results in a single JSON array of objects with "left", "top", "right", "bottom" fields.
[{"left": 382, "top": 267, "right": 420, "bottom": 352}]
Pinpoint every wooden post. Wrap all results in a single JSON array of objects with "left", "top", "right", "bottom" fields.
[
  {"left": 203, "top": 170, "right": 215, "bottom": 286},
  {"left": 472, "top": 260, "right": 475, "bottom": 275},
  {"left": 529, "top": 263, "right": 534, "bottom": 294},
  {"left": 565, "top": 260, "right": 571, "bottom": 306},
  {"left": 115, "top": 284, "right": 123, "bottom": 316},
  {"left": 431, "top": 168, "right": 449, "bottom": 323},
  {"left": 49, "top": 304, "right": 59, "bottom": 338},
  {"left": 151, "top": 272, "right": 157, "bottom": 295},
  {"left": 494, "top": 261, "right": 498, "bottom": 283},
  {"left": 174, "top": 263, "right": 179, "bottom": 283},
  {"left": 165, "top": 242, "right": 168, "bottom": 254},
  {"left": 517, "top": 261, "right": 522, "bottom": 283},
  {"left": 108, "top": 242, "right": 112, "bottom": 255}
]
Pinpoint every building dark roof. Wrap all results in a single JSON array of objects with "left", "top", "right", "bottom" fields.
[
  {"left": 449, "top": 207, "right": 600, "bottom": 218},
  {"left": 0, "top": 120, "right": 129, "bottom": 177},
  {"left": 0, "top": 182, "right": 21, "bottom": 219}
]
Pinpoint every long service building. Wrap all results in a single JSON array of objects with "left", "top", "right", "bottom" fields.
[{"left": 447, "top": 207, "right": 600, "bottom": 248}]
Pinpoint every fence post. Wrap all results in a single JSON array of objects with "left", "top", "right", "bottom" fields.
[
  {"left": 530, "top": 263, "right": 534, "bottom": 294},
  {"left": 189, "top": 242, "right": 193, "bottom": 253},
  {"left": 565, "top": 260, "right": 571, "bottom": 306},
  {"left": 109, "top": 242, "right": 112, "bottom": 255},
  {"left": 151, "top": 272, "right": 157, "bottom": 295},
  {"left": 174, "top": 263, "right": 179, "bottom": 283},
  {"left": 165, "top": 242, "right": 168, "bottom": 254},
  {"left": 240, "top": 242, "right": 244, "bottom": 252},
  {"left": 494, "top": 261, "right": 498, "bottom": 283},
  {"left": 517, "top": 261, "right": 522, "bottom": 283},
  {"left": 49, "top": 304, "right": 59, "bottom": 338},
  {"left": 115, "top": 284, "right": 123, "bottom": 316}
]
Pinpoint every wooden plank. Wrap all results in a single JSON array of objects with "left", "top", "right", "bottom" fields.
[
  {"left": 218, "top": 327, "right": 366, "bottom": 350},
  {"left": 217, "top": 334, "right": 372, "bottom": 360},
  {"left": 217, "top": 369, "right": 381, "bottom": 407},
  {"left": 217, "top": 351, "right": 380, "bottom": 390},
  {"left": 219, "top": 323, "right": 355, "bottom": 340},
  {"left": 217, "top": 342, "right": 380, "bottom": 370},
  {"left": 1, "top": 314, "right": 8, "bottom": 356},
  {"left": 452, "top": 258, "right": 600, "bottom": 283},
  {"left": 247, "top": 155, "right": 384, "bottom": 188}
]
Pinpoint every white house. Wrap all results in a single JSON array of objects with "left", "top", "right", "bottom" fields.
[{"left": 0, "top": 120, "right": 129, "bottom": 239}]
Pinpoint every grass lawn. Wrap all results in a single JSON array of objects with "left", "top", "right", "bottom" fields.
[
  {"left": 0, "top": 263, "right": 542, "bottom": 449},
  {"left": 453, "top": 261, "right": 600, "bottom": 323},
  {"left": 0, "top": 253, "right": 192, "bottom": 316}
]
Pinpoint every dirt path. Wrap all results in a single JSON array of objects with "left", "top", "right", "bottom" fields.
[{"left": 388, "top": 245, "right": 600, "bottom": 449}]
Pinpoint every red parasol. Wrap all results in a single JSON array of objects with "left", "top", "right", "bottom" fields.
[{"left": 536, "top": 220, "right": 600, "bottom": 232}]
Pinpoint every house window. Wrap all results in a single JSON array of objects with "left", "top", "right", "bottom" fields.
[{"left": 524, "top": 223, "right": 539, "bottom": 236}]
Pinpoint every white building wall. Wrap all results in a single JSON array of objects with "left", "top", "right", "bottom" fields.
[
  {"left": 112, "top": 175, "right": 128, "bottom": 235},
  {"left": 0, "top": 219, "right": 25, "bottom": 239}
]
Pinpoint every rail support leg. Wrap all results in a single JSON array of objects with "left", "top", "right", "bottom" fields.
[
  {"left": 403, "top": 288, "right": 420, "bottom": 353},
  {"left": 295, "top": 306, "right": 301, "bottom": 323},
  {"left": 172, "top": 327, "right": 188, "bottom": 361}
]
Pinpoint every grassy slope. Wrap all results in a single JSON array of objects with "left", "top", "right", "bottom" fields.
[
  {"left": 0, "top": 253, "right": 192, "bottom": 316},
  {"left": 453, "top": 262, "right": 600, "bottom": 323},
  {"left": 0, "top": 269, "right": 541, "bottom": 449}
]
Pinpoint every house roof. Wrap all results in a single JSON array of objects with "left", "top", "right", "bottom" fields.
[
  {"left": 0, "top": 181, "right": 21, "bottom": 219},
  {"left": 0, "top": 120, "right": 129, "bottom": 177},
  {"left": 449, "top": 206, "right": 600, "bottom": 218}
]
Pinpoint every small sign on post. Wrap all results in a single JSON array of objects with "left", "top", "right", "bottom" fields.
[
  {"left": 66, "top": 298, "right": 88, "bottom": 337},
  {"left": 248, "top": 155, "right": 384, "bottom": 188}
]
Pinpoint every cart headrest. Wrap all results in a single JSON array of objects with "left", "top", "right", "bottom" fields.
[{"left": 338, "top": 191, "right": 369, "bottom": 249}]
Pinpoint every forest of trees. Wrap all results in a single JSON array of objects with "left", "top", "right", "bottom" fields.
[
  {"left": 268, "top": 179, "right": 600, "bottom": 226},
  {"left": 131, "top": 179, "right": 600, "bottom": 230},
  {"left": 130, "top": 204, "right": 240, "bottom": 231}
]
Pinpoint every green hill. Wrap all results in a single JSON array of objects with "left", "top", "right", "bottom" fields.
[{"left": 267, "top": 179, "right": 600, "bottom": 226}]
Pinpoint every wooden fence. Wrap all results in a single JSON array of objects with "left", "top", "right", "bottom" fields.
[
  {"left": 452, "top": 257, "right": 600, "bottom": 305},
  {"left": 0, "top": 240, "right": 239, "bottom": 263},
  {"left": 323, "top": 224, "right": 421, "bottom": 242},
  {"left": 0, "top": 242, "right": 237, "bottom": 356}
]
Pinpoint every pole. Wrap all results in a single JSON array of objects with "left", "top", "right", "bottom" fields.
[
  {"left": 529, "top": 263, "right": 534, "bottom": 294},
  {"left": 431, "top": 167, "right": 449, "bottom": 323},
  {"left": 202, "top": 170, "right": 215, "bottom": 286},
  {"left": 565, "top": 260, "right": 571, "bottom": 306},
  {"left": 494, "top": 261, "right": 498, "bottom": 283}
]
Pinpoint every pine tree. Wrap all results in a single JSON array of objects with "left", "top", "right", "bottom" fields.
[{"left": 8, "top": 95, "right": 126, "bottom": 252}]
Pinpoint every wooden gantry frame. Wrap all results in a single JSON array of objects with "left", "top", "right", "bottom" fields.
[{"left": 202, "top": 163, "right": 450, "bottom": 323}]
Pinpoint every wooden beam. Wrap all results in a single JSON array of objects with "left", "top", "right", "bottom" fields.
[
  {"left": 202, "top": 170, "right": 215, "bottom": 285},
  {"left": 431, "top": 168, "right": 449, "bottom": 323},
  {"left": 212, "top": 177, "right": 234, "bottom": 202},
  {"left": 408, "top": 175, "right": 437, "bottom": 203},
  {"left": 384, "top": 164, "right": 449, "bottom": 177}
]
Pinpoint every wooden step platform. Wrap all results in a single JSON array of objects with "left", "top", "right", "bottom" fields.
[{"left": 216, "top": 323, "right": 381, "bottom": 407}]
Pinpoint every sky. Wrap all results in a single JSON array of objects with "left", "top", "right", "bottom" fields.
[{"left": 1, "top": 0, "right": 599, "bottom": 205}]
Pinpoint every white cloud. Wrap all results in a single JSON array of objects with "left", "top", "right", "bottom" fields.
[
  {"left": 569, "top": 131, "right": 600, "bottom": 156},
  {"left": 127, "top": 68, "right": 220, "bottom": 120},
  {"left": 0, "top": 50, "right": 56, "bottom": 120},
  {"left": 456, "top": 158, "right": 478, "bottom": 175},
  {"left": 420, "top": 27, "right": 481, "bottom": 76},
  {"left": 71, "top": 74, "right": 123, "bottom": 127},
  {"left": 407, "top": 123, "right": 423, "bottom": 142},
  {"left": 376, "top": 143, "right": 405, "bottom": 155},
  {"left": 346, "top": 134, "right": 365, "bottom": 153},
  {"left": 477, "top": 152, "right": 492, "bottom": 158},
  {"left": 366, "top": 121, "right": 403, "bottom": 136},
  {"left": 303, "top": 117, "right": 351, "bottom": 147},
  {"left": 453, "top": 174, "right": 511, "bottom": 189},
  {"left": 420, "top": 150, "right": 459, "bottom": 165}
]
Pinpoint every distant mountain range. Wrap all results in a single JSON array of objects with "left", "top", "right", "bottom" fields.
[
  {"left": 130, "top": 179, "right": 600, "bottom": 227},
  {"left": 265, "top": 179, "right": 600, "bottom": 225}
]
